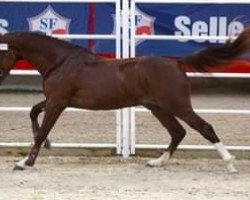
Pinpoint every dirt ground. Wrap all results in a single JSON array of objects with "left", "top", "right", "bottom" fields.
[
  {"left": 0, "top": 156, "right": 250, "bottom": 200},
  {"left": 0, "top": 91, "right": 250, "bottom": 199}
]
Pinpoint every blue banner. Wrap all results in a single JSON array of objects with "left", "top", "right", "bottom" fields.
[
  {"left": 0, "top": 3, "right": 89, "bottom": 46},
  {"left": 1, "top": 3, "right": 250, "bottom": 57},
  {"left": 93, "top": 3, "right": 250, "bottom": 57}
]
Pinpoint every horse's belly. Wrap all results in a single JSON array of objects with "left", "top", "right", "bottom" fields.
[{"left": 70, "top": 88, "right": 139, "bottom": 110}]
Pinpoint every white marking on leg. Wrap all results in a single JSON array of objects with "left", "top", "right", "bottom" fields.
[
  {"left": 214, "top": 142, "right": 238, "bottom": 173},
  {"left": 147, "top": 152, "right": 170, "bottom": 167},
  {"left": 214, "top": 142, "right": 233, "bottom": 160},
  {"left": 15, "top": 156, "right": 29, "bottom": 169}
]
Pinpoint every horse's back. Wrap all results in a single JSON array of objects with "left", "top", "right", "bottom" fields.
[{"left": 137, "top": 56, "right": 188, "bottom": 89}]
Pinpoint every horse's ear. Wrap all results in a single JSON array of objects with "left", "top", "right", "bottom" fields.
[
  {"left": 3, "top": 49, "right": 17, "bottom": 70},
  {"left": 0, "top": 34, "right": 3, "bottom": 42}
]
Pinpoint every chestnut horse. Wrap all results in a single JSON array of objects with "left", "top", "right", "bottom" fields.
[{"left": 1, "top": 28, "right": 250, "bottom": 172}]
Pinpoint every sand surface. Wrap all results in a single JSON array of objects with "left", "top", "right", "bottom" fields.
[{"left": 0, "top": 156, "right": 250, "bottom": 200}]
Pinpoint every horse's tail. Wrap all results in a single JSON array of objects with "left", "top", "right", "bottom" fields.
[{"left": 179, "top": 28, "right": 250, "bottom": 71}]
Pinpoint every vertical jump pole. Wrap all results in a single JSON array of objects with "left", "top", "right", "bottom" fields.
[
  {"left": 120, "top": 0, "right": 133, "bottom": 157},
  {"left": 129, "top": 0, "right": 136, "bottom": 155},
  {"left": 115, "top": 0, "right": 123, "bottom": 154}
]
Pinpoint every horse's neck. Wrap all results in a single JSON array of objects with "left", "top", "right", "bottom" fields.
[
  {"left": 6, "top": 33, "right": 101, "bottom": 75},
  {"left": 19, "top": 42, "right": 64, "bottom": 76},
  {"left": 21, "top": 51, "right": 58, "bottom": 76},
  {"left": 5, "top": 34, "right": 59, "bottom": 75}
]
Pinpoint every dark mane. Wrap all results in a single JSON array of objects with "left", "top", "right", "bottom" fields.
[{"left": 4, "top": 31, "right": 95, "bottom": 55}]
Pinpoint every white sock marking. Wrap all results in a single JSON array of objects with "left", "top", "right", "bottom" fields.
[
  {"left": 147, "top": 152, "right": 170, "bottom": 167},
  {"left": 214, "top": 142, "right": 233, "bottom": 161},
  {"left": 15, "top": 156, "right": 29, "bottom": 169},
  {"left": 214, "top": 142, "right": 238, "bottom": 173}
]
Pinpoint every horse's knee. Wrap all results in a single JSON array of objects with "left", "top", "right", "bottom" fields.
[
  {"left": 30, "top": 107, "right": 39, "bottom": 120},
  {"left": 30, "top": 101, "right": 45, "bottom": 120},
  {"left": 179, "top": 125, "right": 186, "bottom": 136}
]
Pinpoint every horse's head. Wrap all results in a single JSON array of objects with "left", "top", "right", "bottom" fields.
[{"left": 0, "top": 40, "right": 17, "bottom": 84}]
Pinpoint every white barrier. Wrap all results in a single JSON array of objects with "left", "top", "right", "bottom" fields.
[{"left": 1, "top": 142, "right": 250, "bottom": 151}]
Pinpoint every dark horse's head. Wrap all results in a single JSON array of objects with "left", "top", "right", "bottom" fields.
[{"left": 0, "top": 34, "right": 18, "bottom": 84}]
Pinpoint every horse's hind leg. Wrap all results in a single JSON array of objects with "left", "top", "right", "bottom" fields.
[
  {"left": 30, "top": 100, "right": 50, "bottom": 149},
  {"left": 176, "top": 109, "right": 237, "bottom": 173},
  {"left": 146, "top": 105, "right": 186, "bottom": 167}
]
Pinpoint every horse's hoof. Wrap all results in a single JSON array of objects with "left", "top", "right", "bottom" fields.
[
  {"left": 146, "top": 159, "right": 162, "bottom": 167},
  {"left": 146, "top": 163, "right": 157, "bottom": 168},
  {"left": 13, "top": 165, "right": 25, "bottom": 171},
  {"left": 227, "top": 163, "right": 238, "bottom": 174},
  {"left": 229, "top": 169, "right": 238, "bottom": 174},
  {"left": 147, "top": 153, "right": 170, "bottom": 168}
]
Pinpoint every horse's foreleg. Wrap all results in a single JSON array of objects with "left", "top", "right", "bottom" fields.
[
  {"left": 14, "top": 102, "right": 64, "bottom": 170},
  {"left": 146, "top": 106, "right": 186, "bottom": 167},
  {"left": 30, "top": 100, "right": 51, "bottom": 149},
  {"left": 177, "top": 110, "right": 237, "bottom": 173}
]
